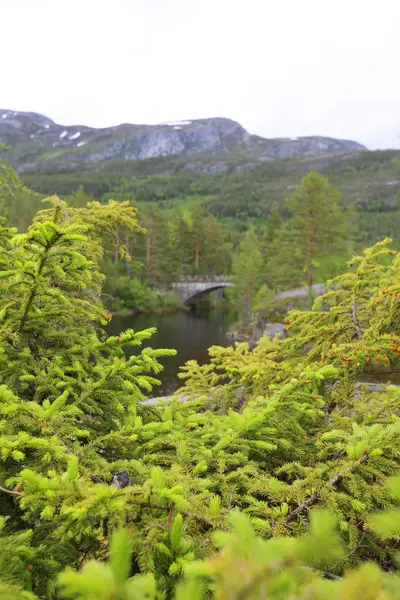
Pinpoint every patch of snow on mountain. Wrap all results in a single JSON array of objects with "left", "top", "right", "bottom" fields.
[
  {"left": 44, "top": 124, "right": 50, "bottom": 129},
  {"left": 1, "top": 114, "right": 7, "bottom": 119},
  {"left": 164, "top": 120, "right": 191, "bottom": 127},
  {"left": 173, "top": 126, "right": 182, "bottom": 130},
  {"left": 69, "top": 131, "right": 81, "bottom": 140},
  {"left": 76, "top": 141, "right": 87, "bottom": 147},
  {"left": 59, "top": 131, "right": 68, "bottom": 139}
]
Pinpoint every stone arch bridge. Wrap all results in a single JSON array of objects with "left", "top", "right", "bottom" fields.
[
  {"left": 171, "top": 276, "right": 234, "bottom": 304},
  {"left": 170, "top": 279, "right": 327, "bottom": 306}
]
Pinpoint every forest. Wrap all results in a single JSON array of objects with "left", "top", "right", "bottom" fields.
[
  {"left": 3, "top": 145, "right": 400, "bottom": 318},
  {"left": 1, "top": 146, "right": 400, "bottom": 599}
]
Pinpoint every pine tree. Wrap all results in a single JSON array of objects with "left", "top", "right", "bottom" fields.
[
  {"left": 189, "top": 203, "right": 205, "bottom": 273},
  {"left": 56, "top": 488, "right": 400, "bottom": 600},
  {"left": 232, "top": 229, "right": 263, "bottom": 322},
  {"left": 201, "top": 215, "right": 231, "bottom": 276},
  {"left": 3, "top": 157, "right": 400, "bottom": 599},
  {"left": 0, "top": 142, "right": 27, "bottom": 220},
  {"left": 141, "top": 208, "right": 173, "bottom": 283},
  {"left": 265, "top": 203, "right": 282, "bottom": 246},
  {"left": 169, "top": 206, "right": 192, "bottom": 278},
  {"left": 0, "top": 193, "right": 176, "bottom": 597},
  {"left": 262, "top": 203, "right": 284, "bottom": 291},
  {"left": 285, "top": 171, "right": 346, "bottom": 289}
]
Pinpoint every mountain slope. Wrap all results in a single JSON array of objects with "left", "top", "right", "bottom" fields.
[{"left": 0, "top": 109, "right": 367, "bottom": 173}]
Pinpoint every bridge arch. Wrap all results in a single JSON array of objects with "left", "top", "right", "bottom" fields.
[{"left": 171, "top": 279, "right": 234, "bottom": 304}]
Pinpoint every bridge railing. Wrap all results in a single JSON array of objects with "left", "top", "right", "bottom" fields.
[{"left": 173, "top": 274, "right": 229, "bottom": 283}]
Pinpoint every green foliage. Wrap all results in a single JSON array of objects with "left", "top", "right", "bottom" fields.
[
  {"left": 232, "top": 229, "right": 263, "bottom": 322},
  {"left": 0, "top": 517, "right": 36, "bottom": 593},
  {"left": 58, "top": 528, "right": 156, "bottom": 600},
  {"left": 19, "top": 149, "right": 400, "bottom": 237},
  {"left": 283, "top": 171, "right": 346, "bottom": 288},
  {"left": 58, "top": 508, "right": 400, "bottom": 599},
  {"left": 0, "top": 142, "right": 28, "bottom": 220},
  {"left": 3, "top": 157, "right": 400, "bottom": 598},
  {"left": 0, "top": 189, "right": 178, "bottom": 597},
  {"left": 13, "top": 150, "right": 400, "bottom": 314}
]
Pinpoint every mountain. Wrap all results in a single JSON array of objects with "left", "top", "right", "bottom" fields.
[{"left": 0, "top": 109, "right": 367, "bottom": 173}]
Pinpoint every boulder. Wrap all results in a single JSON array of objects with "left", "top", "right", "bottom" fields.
[{"left": 262, "top": 322, "right": 287, "bottom": 340}]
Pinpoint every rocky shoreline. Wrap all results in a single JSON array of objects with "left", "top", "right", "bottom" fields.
[{"left": 143, "top": 380, "right": 400, "bottom": 407}]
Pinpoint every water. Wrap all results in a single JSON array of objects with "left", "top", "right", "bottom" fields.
[{"left": 107, "top": 308, "right": 237, "bottom": 395}]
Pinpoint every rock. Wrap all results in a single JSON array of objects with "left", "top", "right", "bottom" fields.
[
  {"left": 110, "top": 470, "right": 132, "bottom": 489},
  {"left": 356, "top": 381, "right": 400, "bottom": 393},
  {"left": 0, "top": 108, "right": 367, "bottom": 173},
  {"left": 273, "top": 283, "right": 327, "bottom": 302},
  {"left": 262, "top": 322, "right": 287, "bottom": 340},
  {"left": 140, "top": 393, "right": 189, "bottom": 406}
]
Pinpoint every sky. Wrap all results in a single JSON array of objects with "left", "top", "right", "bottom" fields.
[{"left": 1, "top": 0, "right": 400, "bottom": 150}]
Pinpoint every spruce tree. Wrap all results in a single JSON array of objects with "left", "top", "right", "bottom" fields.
[
  {"left": 265, "top": 203, "right": 282, "bottom": 246},
  {"left": 262, "top": 203, "right": 284, "bottom": 291},
  {"left": 3, "top": 159, "right": 400, "bottom": 598},
  {"left": 285, "top": 171, "right": 346, "bottom": 289},
  {"left": 141, "top": 208, "right": 173, "bottom": 283},
  {"left": 200, "top": 215, "right": 231, "bottom": 276},
  {"left": 189, "top": 203, "right": 205, "bottom": 273},
  {"left": 0, "top": 194, "right": 176, "bottom": 597},
  {"left": 0, "top": 142, "right": 27, "bottom": 220},
  {"left": 169, "top": 206, "right": 192, "bottom": 278},
  {"left": 232, "top": 228, "right": 263, "bottom": 322}
]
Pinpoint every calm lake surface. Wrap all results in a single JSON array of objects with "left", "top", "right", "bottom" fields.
[{"left": 107, "top": 308, "right": 237, "bottom": 395}]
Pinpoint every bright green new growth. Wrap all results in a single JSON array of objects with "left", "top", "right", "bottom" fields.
[
  {"left": 2, "top": 170, "right": 400, "bottom": 598},
  {"left": 57, "top": 503, "right": 400, "bottom": 600}
]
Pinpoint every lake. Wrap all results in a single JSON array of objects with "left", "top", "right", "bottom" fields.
[{"left": 107, "top": 308, "right": 238, "bottom": 395}]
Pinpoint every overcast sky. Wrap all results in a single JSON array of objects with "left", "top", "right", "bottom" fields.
[{"left": 2, "top": 0, "right": 399, "bottom": 149}]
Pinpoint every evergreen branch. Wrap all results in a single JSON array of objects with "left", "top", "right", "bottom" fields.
[
  {"left": 19, "top": 242, "right": 53, "bottom": 333},
  {"left": 90, "top": 474, "right": 107, "bottom": 484},
  {"left": 299, "top": 566, "right": 342, "bottom": 581},
  {"left": 55, "top": 200, "right": 71, "bottom": 221},
  {"left": 131, "top": 501, "right": 216, "bottom": 529},
  {"left": 179, "top": 510, "right": 217, "bottom": 529},
  {"left": 236, "top": 557, "right": 296, "bottom": 600},
  {"left": 329, "top": 453, "right": 368, "bottom": 486},
  {"left": 50, "top": 429, "right": 73, "bottom": 455},
  {"left": 330, "top": 532, "right": 367, "bottom": 572},
  {"left": 77, "top": 544, "right": 94, "bottom": 570},
  {"left": 287, "top": 454, "right": 369, "bottom": 522},
  {"left": 351, "top": 301, "right": 363, "bottom": 339},
  {"left": 143, "top": 523, "right": 167, "bottom": 537},
  {"left": 0, "top": 485, "right": 22, "bottom": 496},
  {"left": 287, "top": 492, "right": 317, "bottom": 522}
]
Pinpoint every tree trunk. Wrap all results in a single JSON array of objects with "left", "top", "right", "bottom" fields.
[
  {"left": 307, "top": 259, "right": 312, "bottom": 288},
  {"left": 244, "top": 294, "right": 252, "bottom": 324},
  {"left": 146, "top": 232, "right": 152, "bottom": 278},
  {"left": 125, "top": 234, "right": 131, "bottom": 278},
  {"left": 195, "top": 237, "right": 199, "bottom": 270},
  {"left": 307, "top": 197, "right": 313, "bottom": 289}
]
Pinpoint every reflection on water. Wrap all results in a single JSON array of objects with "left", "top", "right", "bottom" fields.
[
  {"left": 107, "top": 308, "right": 237, "bottom": 395},
  {"left": 361, "top": 371, "right": 400, "bottom": 386}
]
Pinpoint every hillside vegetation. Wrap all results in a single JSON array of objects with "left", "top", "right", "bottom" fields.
[
  {"left": 0, "top": 130, "right": 397, "bottom": 315},
  {"left": 20, "top": 149, "right": 400, "bottom": 230}
]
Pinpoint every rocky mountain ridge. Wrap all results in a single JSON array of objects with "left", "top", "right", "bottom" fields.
[{"left": 0, "top": 108, "right": 367, "bottom": 173}]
